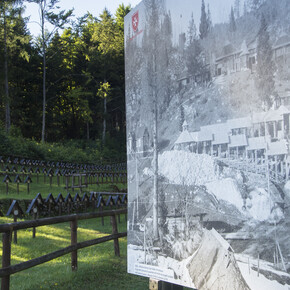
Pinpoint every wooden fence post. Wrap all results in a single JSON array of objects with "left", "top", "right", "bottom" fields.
[
  {"left": 32, "top": 211, "right": 37, "bottom": 238},
  {"left": 2, "top": 231, "right": 11, "bottom": 290},
  {"left": 111, "top": 214, "right": 120, "bottom": 257},
  {"left": 71, "top": 219, "right": 78, "bottom": 271},
  {"left": 13, "top": 215, "right": 17, "bottom": 244}
]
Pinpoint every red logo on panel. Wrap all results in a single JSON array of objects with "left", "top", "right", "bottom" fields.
[{"left": 132, "top": 11, "right": 139, "bottom": 32}]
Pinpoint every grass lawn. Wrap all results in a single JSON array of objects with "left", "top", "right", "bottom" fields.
[{"left": 0, "top": 215, "right": 148, "bottom": 290}]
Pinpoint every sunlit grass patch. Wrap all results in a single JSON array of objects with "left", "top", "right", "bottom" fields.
[{"left": 0, "top": 215, "right": 148, "bottom": 289}]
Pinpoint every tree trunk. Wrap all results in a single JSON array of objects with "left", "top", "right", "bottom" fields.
[
  {"left": 86, "top": 122, "right": 90, "bottom": 140},
  {"left": 152, "top": 50, "right": 159, "bottom": 240},
  {"left": 41, "top": 0, "right": 46, "bottom": 143},
  {"left": 4, "top": 7, "right": 11, "bottom": 133},
  {"left": 153, "top": 95, "right": 158, "bottom": 239},
  {"left": 102, "top": 96, "right": 107, "bottom": 145}
]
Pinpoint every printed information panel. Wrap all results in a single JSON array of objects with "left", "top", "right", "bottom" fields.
[{"left": 125, "top": 0, "right": 290, "bottom": 289}]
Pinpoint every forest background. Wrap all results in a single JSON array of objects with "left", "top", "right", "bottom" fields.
[{"left": 0, "top": 0, "right": 131, "bottom": 163}]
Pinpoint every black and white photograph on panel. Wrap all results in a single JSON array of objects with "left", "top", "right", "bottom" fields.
[{"left": 125, "top": 0, "right": 290, "bottom": 289}]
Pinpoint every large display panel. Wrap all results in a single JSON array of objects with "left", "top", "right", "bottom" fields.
[{"left": 125, "top": 1, "right": 290, "bottom": 289}]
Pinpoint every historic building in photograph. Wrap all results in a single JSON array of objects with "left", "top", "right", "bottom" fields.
[{"left": 174, "top": 106, "right": 290, "bottom": 182}]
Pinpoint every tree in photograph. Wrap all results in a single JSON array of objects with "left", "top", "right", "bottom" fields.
[
  {"left": 234, "top": 0, "right": 240, "bottom": 19},
  {"left": 229, "top": 6, "right": 237, "bottom": 33},
  {"left": 27, "top": 0, "right": 73, "bottom": 143},
  {"left": 243, "top": 1, "right": 248, "bottom": 16},
  {"left": 143, "top": 0, "right": 167, "bottom": 240},
  {"left": 199, "top": 0, "right": 208, "bottom": 39},
  {"left": 187, "top": 13, "right": 196, "bottom": 46},
  {"left": 247, "top": 0, "right": 265, "bottom": 14},
  {"left": 256, "top": 14, "right": 275, "bottom": 108},
  {"left": 207, "top": 4, "right": 212, "bottom": 34},
  {"left": 158, "top": 187, "right": 169, "bottom": 245},
  {"left": 186, "top": 14, "right": 203, "bottom": 79}
]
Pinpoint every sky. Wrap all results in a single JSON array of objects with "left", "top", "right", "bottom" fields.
[
  {"left": 24, "top": 0, "right": 239, "bottom": 37},
  {"left": 24, "top": 0, "right": 142, "bottom": 36}
]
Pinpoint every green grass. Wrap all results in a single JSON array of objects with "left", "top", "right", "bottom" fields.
[{"left": 0, "top": 215, "right": 148, "bottom": 290}]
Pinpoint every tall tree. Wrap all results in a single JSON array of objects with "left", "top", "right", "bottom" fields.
[
  {"left": 27, "top": 0, "right": 73, "bottom": 142},
  {"left": 0, "top": 0, "right": 25, "bottom": 133},
  {"left": 92, "top": 7, "right": 129, "bottom": 144},
  {"left": 243, "top": 1, "right": 248, "bottom": 16},
  {"left": 143, "top": 0, "right": 171, "bottom": 240},
  {"left": 186, "top": 15, "right": 203, "bottom": 77},
  {"left": 115, "top": 3, "right": 131, "bottom": 32},
  {"left": 256, "top": 13, "right": 275, "bottom": 108},
  {"left": 247, "top": 0, "right": 265, "bottom": 14},
  {"left": 187, "top": 13, "right": 196, "bottom": 46},
  {"left": 234, "top": 0, "right": 240, "bottom": 18},
  {"left": 199, "top": 0, "right": 208, "bottom": 39},
  {"left": 229, "top": 6, "right": 237, "bottom": 33},
  {"left": 97, "top": 82, "right": 111, "bottom": 144},
  {"left": 207, "top": 4, "right": 213, "bottom": 34}
]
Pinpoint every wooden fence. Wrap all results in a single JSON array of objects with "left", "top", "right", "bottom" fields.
[{"left": 0, "top": 208, "right": 127, "bottom": 290}]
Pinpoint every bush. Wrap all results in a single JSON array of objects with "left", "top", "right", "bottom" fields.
[
  {"left": 0, "top": 127, "right": 126, "bottom": 164},
  {"left": 0, "top": 127, "right": 10, "bottom": 155}
]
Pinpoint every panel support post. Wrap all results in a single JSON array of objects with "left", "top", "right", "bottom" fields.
[
  {"left": 71, "top": 219, "right": 78, "bottom": 271},
  {"left": 111, "top": 214, "right": 120, "bottom": 257},
  {"left": 2, "top": 231, "right": 11, "bottom": 290},
  {"left": 13, "top": 215, "right": 17, "bottom": 244}
]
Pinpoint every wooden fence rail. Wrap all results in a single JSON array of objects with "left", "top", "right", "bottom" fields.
[{"left": 0, "top": 208, "right": 127, "bottom": 290}]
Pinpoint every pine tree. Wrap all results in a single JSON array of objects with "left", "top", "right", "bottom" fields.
[
  {"left": 247, "top": 0, "right": 264, "bottom": 13},
  {"left": 199, "top": 0, "right": 208, "bottom": 39},
  {"left": 243, "top": 1, "right": 248, "bottom": 16},
  {"left": 256, "top": 14, "right": 275, "bottom": 108},
  {"left": 229, "top": 6, "right": 236, "bottom": 33},
  {"left": 234, "top": 0, "right": 240, "bottom": 18},
  {"left": 187, "top": 13, "right": 196, "bottom": 46},
  {"left": 0, "top": 0, "right": 27, "bottom": 133},
  {"left": 27, "top": 0, "right": 73, "bottom": 143},
  {"left": 186, "top": 16, "right": 203, "bottom": 77},
  {"left": 143, "top": 0, "right": 167, "bottom": 240},
  {"left": 207, "top": 4, "right": 213, "bottom": 33}
]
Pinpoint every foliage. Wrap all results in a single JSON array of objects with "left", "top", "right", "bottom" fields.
[{"left": 0, "top": 130, "right": 126, "bottom": 163}]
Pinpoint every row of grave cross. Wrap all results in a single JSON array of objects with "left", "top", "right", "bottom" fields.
[
  {"left": 1, "top": 167, "right": 127, "bottom": 181},
  {"left": 6, "top": 192, "right": 127, "bottom": 219},
  {"left": 0, "top": 156, "right": 126, "bottom": 172},
  {"left": 2, "top": 175, "right": 32, "bottom": 194},
  {"left": 2, "top": 171, "right": 127, "bottom": 195},
  {"left": 1, "top": 166, "right": 127, "bottom": 177},
  {"left": 5, "top": 192, "right": 127, "bottom": 243}
]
